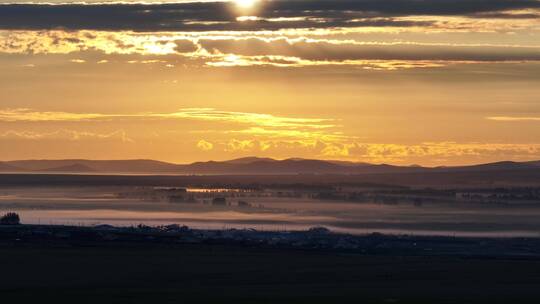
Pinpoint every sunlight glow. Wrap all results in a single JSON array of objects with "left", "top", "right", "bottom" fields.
[{"left": 235, "top": 0, "right": 257, "bottom": 9}]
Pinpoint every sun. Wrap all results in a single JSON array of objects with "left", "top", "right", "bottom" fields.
[{"left": 235, "top": 0, "right": 257, "bottom": 8}]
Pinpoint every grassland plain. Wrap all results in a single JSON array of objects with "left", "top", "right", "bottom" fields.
[{"left": 2, "top": 226, "right": 540, "bottom": 303}]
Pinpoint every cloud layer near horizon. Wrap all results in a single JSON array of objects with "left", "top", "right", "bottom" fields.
[{"left": 2, "top": 107, "right": 540, "bottom": 165}]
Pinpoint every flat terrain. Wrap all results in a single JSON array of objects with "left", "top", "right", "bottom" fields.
[
  {"left": 2, "top": 170, "right": 540, "bottom": 188},
  {"left": 2, "top": 226, "right": 540, "bottom": 303}
]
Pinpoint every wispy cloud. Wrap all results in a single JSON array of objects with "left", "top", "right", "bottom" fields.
[
  {"left": 0, "top": 108, "right": 109, "bottom": 122},
  {"left": 0, "top": 107, "right": 351, "bottom": 157},
  {"left": 226, "top": 126, "right": 352, "bottom": 143},
  {"left": 0, "top": 108, "right": 343, "bottom": 148},
  {"left": 0, "top": 108, "right": 337, "bottom": 129},
  {"left": 487, "top": 116, "right": 540, "bottom": 121},
  {"left": 0, "top": 129, "right": 133, "bottom": 142}
]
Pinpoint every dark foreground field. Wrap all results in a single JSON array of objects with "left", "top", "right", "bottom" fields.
[{"left": 2, "top": 229, "right": 540, "bottom": 303}]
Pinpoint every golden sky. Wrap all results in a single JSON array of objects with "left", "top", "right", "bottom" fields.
[{"left": 0, "top": 0, "right": 539, "bottom": 166}]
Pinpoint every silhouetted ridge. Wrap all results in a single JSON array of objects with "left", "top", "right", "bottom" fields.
[
  {"left": 1, "top": 157, "right": 539, "bottom": 175},
  {"left": 434, "top": 161, "right": 540, "bottom": 172},
  {"left": 37, "top": 163, "right": 96, "bottom": 173},
  {"left": 0, "top": 162, "right": 23, "bottom": 172},
  {"left": 224, "top": 157, "right": 276, "bottom": 164},
  {"left": 7, "top": 159, "right": 180, "bottom": 173}
]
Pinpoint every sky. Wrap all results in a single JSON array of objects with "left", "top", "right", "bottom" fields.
[{"left": 0, "top": 0, "right": 539, "bottom": 166}]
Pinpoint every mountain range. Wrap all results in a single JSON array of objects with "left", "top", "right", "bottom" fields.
[{"left": 0, "top": 157, "right": 539, "bottom": 175}]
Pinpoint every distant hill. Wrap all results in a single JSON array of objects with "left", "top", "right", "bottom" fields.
[
  {"left": 0, "top": 162, "right": 23, "bottom": 172},
  {"left": 5, "top": 159, "right": 180, "bottom": 173},
  {"left": 434, "top": 161, "right": 540, "bottom": 172},
  {"left": 177, "top": 158, "right": 427, "bottom": 175},
  {"left": 1, "top": 157, "right": 539, "bottom": 175},
  {"left": 37, "top": 163, "right": 96, "bottom": 173},
  {"left": 224, "top": 157, "right": 276, "bottom": 165}
]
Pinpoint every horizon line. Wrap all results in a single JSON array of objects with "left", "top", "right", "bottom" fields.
[{"left": 1, "top": 156, "right": 538, "bottom": 168}]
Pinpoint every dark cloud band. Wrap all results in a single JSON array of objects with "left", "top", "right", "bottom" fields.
[
  {"left": 0, "top": 0, "right": 538, "bottom": 31},
  {"left": 197, "top": 38, "right": 540, "bottom": 62}
]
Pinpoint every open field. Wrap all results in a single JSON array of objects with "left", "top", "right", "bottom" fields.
[{"left": 2, "top": 225, "right": 540, "bottom": 304}]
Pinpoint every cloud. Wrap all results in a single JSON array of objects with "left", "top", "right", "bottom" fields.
[
  {"left": 225, "top": 139, "right": 256, "bottom": 152},
  {"left": 4, "top": 109, "right": 537, "bottom": 164},
  {"left": 4, "top": 108, "right": 539, "bottom": 164},
  {"left": 0, "top": 108, "right": 342, "bottom": 147},
  {"left": 198, "top": 37, "right": 540, "bottom": 62},
  {"left": 0, "top": 1, "right": 539, "bottom": 31},
  {"left": 226, "top": 126, "right": 351, "bottom": 143},
  {"left": 190, "top": 138, "right": 540, "bottom": 164},
  {"left": 343, "top": 142, "right": 540, "bottom": 163},
  {"left": 0, "top": 129, "right": 133, "bottom": 142},
  {"left": 0, "top": 30, "right": 185, "bottom": 55},
  {"left": 155, "top": 108, "right": 337, "bottom": 129},
  {"left": 487, "top": 116, "right": 540, "bottom": 121},
  {"left": 0, "top": 108, "right": 335, "bottom": 128},
  {"left": 320, "top": 143, "right": 354, "bottom": 157},
  {"left": 0, "top": 108, "right": 108, "bottom": 121},
  {"left": 174, "top": 39, "right": 199, "bottom": 53},
  {"left": 218, "top": 140, "right": 540, "bottom": 164},
  {"left": 3, "top": 30, "right": 540, "bottom": 70},
  {"left": 196, "top": 139, "right": 214, "bottom": 151}
]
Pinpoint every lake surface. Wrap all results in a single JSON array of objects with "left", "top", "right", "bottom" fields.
[{"left": 1, "top": 186, "right": 540, "bottom": 237}]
